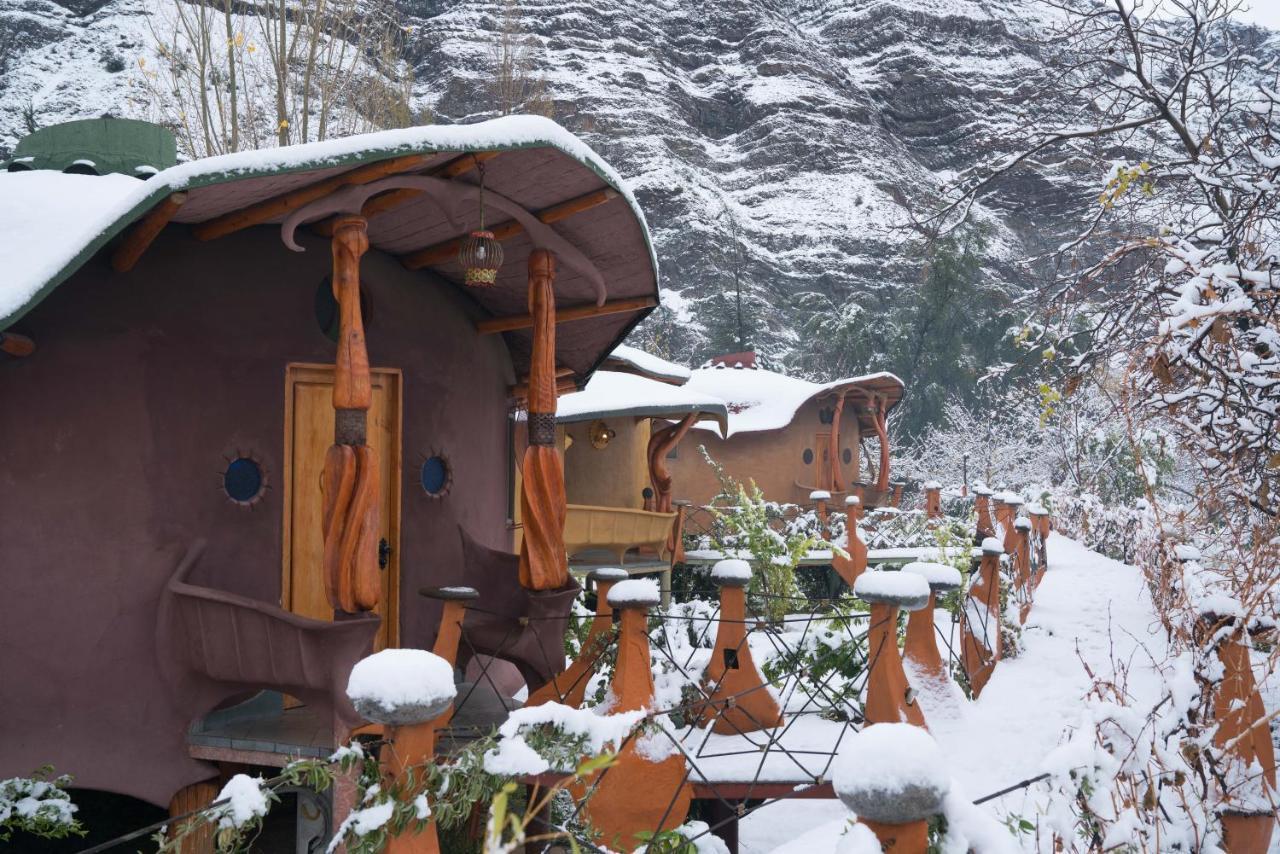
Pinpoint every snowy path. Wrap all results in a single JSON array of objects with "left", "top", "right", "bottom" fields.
[{"left": 742, "top": 533, "right": 1168, "bottom": 853}]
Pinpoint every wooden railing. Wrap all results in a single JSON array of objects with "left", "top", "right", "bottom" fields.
[{"left": 563, "top": 504, "right": 677, "bottom": 563}]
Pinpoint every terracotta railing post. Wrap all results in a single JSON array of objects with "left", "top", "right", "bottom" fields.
[
  {"left": 832, "top": 495, "right": 867, "bottom": 589},
  {"left": 923, "top": 481, "right": 942, "bottom": 519},
  {"left": 348, "top": 650, "right": 458, "bottom": 854},
  {"left": 696, "top": 560, "right": 784, "bottom": 733},
  {"left": 960, "top": 538, "right": 1004, "bottom": 698},
  {"left": 1197, "top": 609, "right": 1278, "bottom": 853},
  {"left": 810, "top": 489, "right": 831, "bottom": 528},
  {"left": 1013, "top": 516, "right": 1034, "bottom": 624},
  {"left": 1028, "top": 502, "right": 1050, "bottom": 584},
  {"left": 526, "top": 568, "right": 627, "bottom": 708},
  {"left": 973, "top": 485, "right": 995, "bottom": 541},
  {"left": 419, "top": 585, "right": 478, "bottom": 728},
  {"left": 854, "top": 571, "right": 929, "bottom": 728},
  {"left": 902, "top": 562, "right": 962, "bottom": 687},
  {"left": 575, "top": 580, "right": 691, "bottom": 849},
  {"left": 518, "top": 249, "right": 570, "bottom": 591},
  {"left": 835, "top": 723, "right": 950, "bottom": 852}
]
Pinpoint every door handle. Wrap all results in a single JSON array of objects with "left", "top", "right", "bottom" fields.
[{"left": 378, "top": 538, "right": 391, "bottom": 570}]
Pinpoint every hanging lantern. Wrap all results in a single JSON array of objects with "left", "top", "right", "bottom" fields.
[{"left": 458, "top": 163, "right": 504, "bottom": 288}]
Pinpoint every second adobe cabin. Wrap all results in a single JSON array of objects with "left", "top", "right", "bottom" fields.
[{"left": 667, "top": 351, "right": 905, "bottom": 509}]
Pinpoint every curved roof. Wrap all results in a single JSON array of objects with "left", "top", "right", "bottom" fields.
[
  {"left": 601, "top": 344, "right": 692, "bottom": 384},
  {"left": 557, "top": 370, "right": 728, "bottom": 435},
  {"left": 0, "top": 116, "right": 658, "bottom": 380},
  {"left": 685, "top": 365, "right": 903, "bottom": 437}
]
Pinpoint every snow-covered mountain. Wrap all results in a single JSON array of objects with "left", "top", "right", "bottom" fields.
[{"left": 2, "top": 0, "right": 1274, "bottom": 374}]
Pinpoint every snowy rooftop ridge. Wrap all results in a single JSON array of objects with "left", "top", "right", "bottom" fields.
[
  {"left": 685, "top": 365, "right": 904, "bottom": 437},
  {"left": 556, "top": 370, "right": 729, "bottom": 434},
  {"left": 604, "top": 344, "right": 692, "bottom": 384},
  {"left": 0, "top": 115, "right": 654, "bottom": 329}
]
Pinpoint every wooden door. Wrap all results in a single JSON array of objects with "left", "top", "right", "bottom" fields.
[{"left": 282, "top": 363, "right": 402, "bottom": 651}]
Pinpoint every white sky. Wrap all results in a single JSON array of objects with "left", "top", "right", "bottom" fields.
[{"left": 1237, "top": 2, "right": 1280, "bottom": 30}]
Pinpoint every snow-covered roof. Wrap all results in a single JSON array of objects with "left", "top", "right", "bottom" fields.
[
  {"left": 0, "top": 116, "right": 657, "bottom": 358},
  {"left": 602, "top": 344, "right": 692, "bottom": 384},
  {"left": 556, "top": 370, "right": 728, "bottom": 435},
  {"left": 684, "top": 365, "right": 903, "bottom": 437}
]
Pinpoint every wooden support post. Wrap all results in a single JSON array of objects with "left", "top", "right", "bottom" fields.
[
  {"left": 517, "top": 250, "right": 570, "bottom": 592},
  {"left": 1013, "top": 518, "right": 1033, "bottom": 624},
  {"left": 400, "top": 187, "right": 620, "bottom": 270},
  {"left": 321, "top": 216, "right": 380, "bottom": 615},
  {"left": 973, "top": 486, "right": 995, "bottom": 541},
  {"left": 873, "top": 403, "right": 891, "bottom": 492},
  {"left": 960, "top": 540, "right": 1003, "bottom": 698},
  {"left": 111, "top": 192, "right": 187, "bottom": 272},
  {"left": 902, "top": 565, "right": 961, "bottom": 688},
  {"left": 193, "top": 153, "right": 434, "bottom": 241},
  {"left": 573, "top": 584, "right": 692, "bottom": 849},
  {"left": 420, "top": 585, "right": 478, "bottom": 728},
  {"left": 166, "top": 780, "right": 219, "bottom": 854},
  {"left": 828, "top": 390, "right": 847, "bottom": 492},
  {"left": 476, "top": 296, "right": 657, "bottom": 335}
]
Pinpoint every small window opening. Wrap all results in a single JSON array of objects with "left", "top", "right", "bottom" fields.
[{"left": 723, "top": 648, "right": 740, "bottom": 670}]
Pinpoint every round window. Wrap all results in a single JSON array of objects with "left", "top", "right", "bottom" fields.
[
  {"left": 803, "top": 448, "right": 814, "bottom": 465},
  {"left": 223, "top": 457, "right": 265, "bottom": 505},
  {"left": 843, "top": 448, "right": 853, "bottom": 465},
  {"left": 421, "top": 455, "right": 451, "bottom": 497}
]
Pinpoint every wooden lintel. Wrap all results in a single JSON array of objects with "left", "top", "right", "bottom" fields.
[
  {"left": 191, "top": 152, "right": 436, "bottom": 242},
  {"left": 401, "top": 186, "right": 621, "bottom": 271},
  {"left": 0, "top": 331, "right": 35, "bottom": 357},
  {"left": 477, "top": 296, "right": 656, "bottom": 335},
  {"left": 111, "top": 192, "right": 188, "bottom": 273},
  {"left": 509, "top": 376, "right": 580, "bottom": 399},
  {"left": 310, "top": 151, "right": 501, "bottom": 237}
]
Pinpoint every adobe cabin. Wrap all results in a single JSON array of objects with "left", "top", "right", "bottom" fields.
[
  {"left": 667, "top": 351, "right": 904, "bottom": 508},
  {"left": 554, "top": 347, "right": 727, "bottom": 574},
  {"left": 0, "top": 116, "right": 657, "bottom": 838}
]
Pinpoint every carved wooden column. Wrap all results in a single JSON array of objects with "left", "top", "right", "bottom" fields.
[
  {"left": 873, "top": 398, "right": 891, "bottom": 494},
  {"left": 855, "top": 571, "right": 928, "bottom": 728},
  {"left": 960, "top": 538, "right": 1003, "bottom": 697},
  {"left": 526, "top": 567, "right": 626, "bottom": 708},
  {"left": 575, "top": 581, "right": 692, "bottom": 849},
  {"left": 518, "top": 250, "right": 570, "bottom": 591},
  {"left": 323, "top": 216, "right": 380, "bottom": 615},
  {"left": 696, "top": 560, "right": 783, "bottom": 733},
  {"left": 828, "top": 390, "right": 847, "bottom": 492},
  {"left": 648, "top": 413, "right": 696, "bottom": 513}
]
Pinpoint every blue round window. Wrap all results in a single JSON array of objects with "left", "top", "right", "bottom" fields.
[
  {"left": 224, "top": 457, "right": 264, "bottom": 504},
  {"left": 421, "top": 455, "right": 450, "bottom": 497},
  {"left": 803, "top": 448, "right": 814, "bottom": 465}
]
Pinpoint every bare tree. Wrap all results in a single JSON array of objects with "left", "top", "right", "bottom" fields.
[
  {"left": 488, "top": 0, "right": 552, "bottom": 117},
  {"left": 946, "top": 0, "right": 1280, "bottom": 515},
  {"left": 139, "top": 0, "right": 415, "bottom": 157}
]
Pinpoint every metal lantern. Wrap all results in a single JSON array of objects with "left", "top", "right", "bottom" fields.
[
  {"left": 459, "top": 163, "right": 503, "bottom": 287},
  {"left": 459, "top": 230, "right": 503, "bottom": 287}
]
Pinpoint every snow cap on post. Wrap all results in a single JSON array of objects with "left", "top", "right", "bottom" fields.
[
  {"left": 901, "top": 561, "right": 962, "bottom": 593},
  {"left": 922, "top": 480, "right": 942, "bottom": 490},
  {"left": 589, "top": 567, "right": 630, "bottom": 582},
  {"left": 845, "top": 495, "right": 861, "bottom": 507},
  {"left": 711, "top": 558, "right": 753, "bottom": 588},
  {"left": 981, "top": 537, "right": 1004, "bottom": 555},
  {"left": 854, "top": 570, "right": 930, "bottom": 611},
  {"left": 973, "top": 484, "right": 993, "bottom": 497},
  {"left": 809, "top": 489, "right": 832, "bottom": 501},
  {"left": 347, "top": 648, "right": 457, "bottom": 726},
  {"left": 1014, "top": 515, "right": 1032, "bottom": 531},
  {"left": 1026, "top": 502, "right": 1049, "bottom": 516},
  {"left": 607, "top": 578, "right": 661, "bottom": 609},
  {"left": 834, "top": 723, "right": 950, "bottom": 824}
]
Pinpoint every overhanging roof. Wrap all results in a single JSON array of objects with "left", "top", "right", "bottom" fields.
[
  {"left": 0, "top": 116, "right": 658, "bottom": 381},
  {"left": 685, "top": 366, "right": 904, "bottom": 437},
  {"left": 601, "top": 344, "right": 692, "bottom": 385},
  {"left": 557, "top": 371, "right": 728, "bottom": 436}
]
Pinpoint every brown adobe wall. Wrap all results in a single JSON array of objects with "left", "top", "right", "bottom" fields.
[
  {"left": 668, "top": 398, "right": 861, "bottom": 507},
  {"left": 0, "top": 225, "right": 513, "bottom": 807}
]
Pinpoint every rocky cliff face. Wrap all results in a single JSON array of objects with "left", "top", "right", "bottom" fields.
[{"left": 0, "top": 0, "right": 1246, "bottom": 373}]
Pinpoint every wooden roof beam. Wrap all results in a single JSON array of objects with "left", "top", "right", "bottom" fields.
[
  {"left": 309, "top": 151, "right": 501, "bottom": 237},
  {"left": 111, "top": 192, "right": 187, "bottom": 273},
  {"left": 477, "top": 296, "right": 656, "bottom": 335},
  {"left": 191, "top": 151, "right": 439, "bottom": 242},
  {"left": 400, "top": 186, "right": 620, "bottom": 271},
  {"left": 0, "top": 331, "right": 35, "bottom": 357}
]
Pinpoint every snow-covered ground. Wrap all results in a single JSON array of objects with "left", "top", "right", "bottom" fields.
[{"left": 742, "top": 533, "right": 1168, "bottom": 852}]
